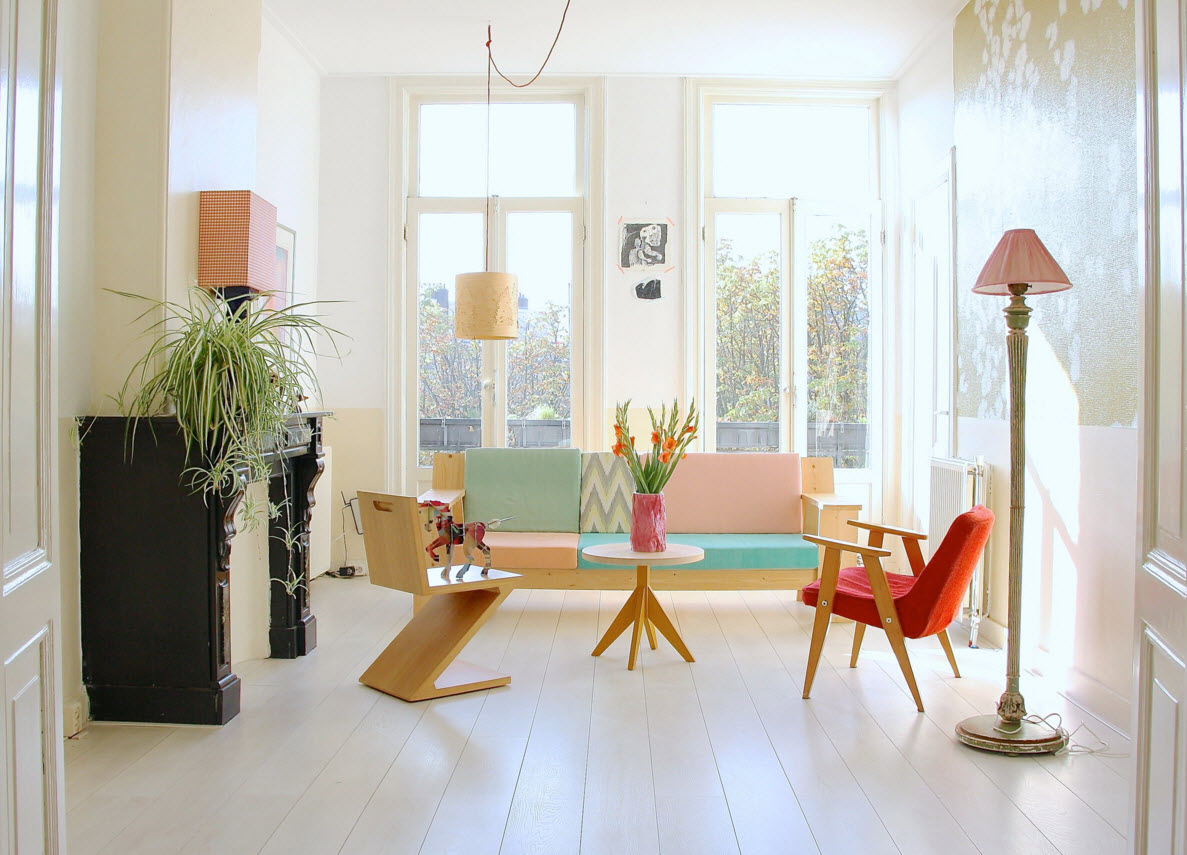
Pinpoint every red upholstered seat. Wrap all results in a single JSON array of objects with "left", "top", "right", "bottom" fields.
[
  {"left": 802, "top": 505, "right": 995, "bottom": 639},
  {"left": 802, "top": 566, "right": 916, "bottom": 629}
]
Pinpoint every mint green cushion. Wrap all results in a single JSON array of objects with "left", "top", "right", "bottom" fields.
[
  {"left": 465, "top": 448, "right": 581, "bottom": 533},
  {"left": 577, "top": 533, "right": 818, "bottom": 570}
]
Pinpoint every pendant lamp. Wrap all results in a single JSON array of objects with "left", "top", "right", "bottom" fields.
[{"left": 452, "top": 2, "right": 572, "bottom": 341}]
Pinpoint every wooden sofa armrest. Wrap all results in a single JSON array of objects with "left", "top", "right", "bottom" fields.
[
  {"left": 417, "top": 488, "right": 465, "bottom": 522},
  {"left": 848, "top": 520, "right": 926, "bottom": 541},
  {"left": 803, "top": 534, "right": 891, "bottom": 560},
  {"left": 802, "top": 492, "right": 862, "bottom": 511}
]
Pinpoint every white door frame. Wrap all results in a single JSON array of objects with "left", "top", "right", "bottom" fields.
[{"left": 1132, "top": 0, "right": 1187, "bottom": 850}]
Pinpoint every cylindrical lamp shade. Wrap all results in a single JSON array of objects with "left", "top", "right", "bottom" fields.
[
  {"left": 198, "top": 190, "right": 277, "bottom": 292},
  {"left": 972, "top": 229, "right": 1072, "bottom": 296},
  {"left": 454, "top": 272, "right": 519, "bottom": 340}
]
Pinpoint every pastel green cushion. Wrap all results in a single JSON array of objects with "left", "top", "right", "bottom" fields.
[
  {"left": 576, "top": 533, "right": 818, "bottom": 570},
  {"left": 465, "top": 448, "right": 581, "bottom": 533}
]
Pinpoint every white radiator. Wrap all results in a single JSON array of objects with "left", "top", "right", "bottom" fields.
[{"left": 928, "top": 456, "right": 991, "bottom": 647}]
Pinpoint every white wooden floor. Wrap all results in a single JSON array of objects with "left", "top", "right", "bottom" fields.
[{"left": 64, "top": 576, "right": 1131, "bottom": 855}]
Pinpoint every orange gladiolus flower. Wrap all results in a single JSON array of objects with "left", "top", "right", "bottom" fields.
[
  {"left": 651, "top": 430, "right": 660, "bottom": 445},
  {"left": 684, "top": 425, "right": 695, "bottom": 434},
  {"left": 663, "top": 437, "right": 677, "bottom": 452},
  {"left": 614, "top": 424, "right": 623, "bottom": 438},
  {"left": 682, "top": 453, "right": 687, "bottom": 459},
  {"left": 660, "top": 451, "right": 672, "bottom": 464},
  {"left": 612, "top": 442, "right": 623, "bottom": 457},
  {"left": 630, "top": 435, "right": 636, "bottom": 445}
]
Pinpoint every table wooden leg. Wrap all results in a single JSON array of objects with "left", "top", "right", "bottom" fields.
[
  {"left": 592, "top": 588, "right": 642, "bottom": 657},
  {"left": 593, "top": 563, "right": 695, "bottom": 668},
  {"left": 645, "top": 588, "right": 694, "bottom": 662},
  {"left": 627, "top": 585, "right": 647, "bottom": 671}
]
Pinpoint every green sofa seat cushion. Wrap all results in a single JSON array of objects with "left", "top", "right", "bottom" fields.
[
  {"left": 465, "top": 448, "right": 581, "bottom": 533},
  {"left": 576, "top": 532, "right": 818, "bottom": 570}
]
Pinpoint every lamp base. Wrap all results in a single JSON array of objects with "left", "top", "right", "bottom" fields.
[{"left": 955, "top": 714, "right": 1069, "bottom": 755}]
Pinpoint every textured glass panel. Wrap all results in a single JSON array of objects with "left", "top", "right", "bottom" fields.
[
  {"left": 804, "top": 212, "right": 870, "bottom": 469},
  {"left": 505, "top": 211, "right": 573, "bottom": 448},
  {"left": 712, "top": 103, "right": 871, "bottom": 199},
  {"left": 419, "top": 103, "right": 577, "bottom": 197},
  {"left": 715, "top": 212, "right": 781, "bottom": 452},
  {"left": 417, "top": 213, "right": 484, "bottom": 466}
]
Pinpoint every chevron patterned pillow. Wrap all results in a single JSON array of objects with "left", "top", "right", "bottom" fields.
[{"left": 580, "top": 451, "right": 634, "bottom": 533}]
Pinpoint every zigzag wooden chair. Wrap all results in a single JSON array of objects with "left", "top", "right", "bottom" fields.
[
  {"left": 800, "top": 506, "right": 995, "bottom": 712},
  {"left": 356, "top": 491, "right": 519, "bottom": 702}
]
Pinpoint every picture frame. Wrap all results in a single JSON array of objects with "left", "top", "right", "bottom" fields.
[{"left": 273, "top": 224, "right": 296, "bottom": 310}]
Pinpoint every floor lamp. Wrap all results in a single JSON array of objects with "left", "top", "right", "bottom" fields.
[{"left": 955, "top": 229, "right": 1072, "bottom": 755}]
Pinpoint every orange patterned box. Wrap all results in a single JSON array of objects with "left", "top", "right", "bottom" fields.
[{"left": 197, "top": 190, "right": 277, "bottom": 291}]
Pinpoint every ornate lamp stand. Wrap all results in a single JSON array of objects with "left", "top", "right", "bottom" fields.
[{"left": 954, "top": 230, "right": 1072, "bottom": 755}]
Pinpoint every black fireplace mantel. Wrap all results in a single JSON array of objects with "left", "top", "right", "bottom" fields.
[{"left": 79, "top": 412, "right": 327, "bottom": 725}]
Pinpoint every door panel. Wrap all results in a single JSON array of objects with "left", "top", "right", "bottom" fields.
[
  {"left": 707, "top": 207, "right": 790, "bottom": 453},
  {"left": 504, "top": 209, "right": 577, "bottom": 449},
  {"left": 412, "top": 210, "right": 484, "bottom": 468},
  {"left": 408, "top": 198, "right": 584, "bottom": 490},
  {"left": 0, "top": 0, "right": 62, "bottom": 850}
]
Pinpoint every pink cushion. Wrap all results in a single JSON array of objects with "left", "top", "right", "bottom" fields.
[{"left": 662, "top": 453, "right": 802, "bottom": 533}]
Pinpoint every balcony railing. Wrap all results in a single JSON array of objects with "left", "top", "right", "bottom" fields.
[{"left": 418, "top": 418, "right": 868, "bottom": 468}]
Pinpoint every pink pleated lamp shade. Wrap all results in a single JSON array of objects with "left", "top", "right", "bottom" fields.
[{"left": 972, "top": 229, "right": 1072, "bottom": 296}]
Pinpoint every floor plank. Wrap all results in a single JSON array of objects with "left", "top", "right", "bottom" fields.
[{"left": 62, "top": 577, "right": 1132, "bottom": 855}]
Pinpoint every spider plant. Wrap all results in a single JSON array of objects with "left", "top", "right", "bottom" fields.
[{"left": 113, "top": 287, "right": 344, "bottom": 497}]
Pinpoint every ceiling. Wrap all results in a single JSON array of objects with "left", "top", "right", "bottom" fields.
[{"left": 263, "top": 0, "right": 962, "bottom": 80}]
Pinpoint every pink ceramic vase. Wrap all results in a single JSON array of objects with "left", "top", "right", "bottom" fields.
[{"left": 630, "top": 492, "right": 667, "bottom": 553}]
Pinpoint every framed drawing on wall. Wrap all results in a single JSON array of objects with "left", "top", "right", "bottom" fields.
[{"left": 273, "top": 224, "right": 296, "bottom": 310}]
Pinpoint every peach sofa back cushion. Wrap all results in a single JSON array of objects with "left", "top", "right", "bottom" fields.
[{"left": 662, "top": 453, "right": 802, "bottom": 534}]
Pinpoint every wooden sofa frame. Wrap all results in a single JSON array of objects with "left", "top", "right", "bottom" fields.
[{"left": 415, "top": 453, "right": 862, "bottom": 605}]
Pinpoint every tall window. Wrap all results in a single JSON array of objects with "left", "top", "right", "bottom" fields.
[
  {"left": 409, "top": 97, "right": 585, "bottom": 468},
  {"left": 702, "top": 95, "right": 881, "bottom": 475}
]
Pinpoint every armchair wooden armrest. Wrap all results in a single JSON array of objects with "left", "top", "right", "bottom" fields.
[
  {"left": 848, "top": 520, "right": 927, "bottom": 541},
  {"left": 803, "top": 533, "right": 891, "bottom": 560}
]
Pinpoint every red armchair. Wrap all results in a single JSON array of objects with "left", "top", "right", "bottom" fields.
[{"left": 800, "top": 506, "right": 995, "bottom": 712}]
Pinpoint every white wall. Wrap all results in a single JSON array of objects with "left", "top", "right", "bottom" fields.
[
  {"left": 603, "top": 77, "right": 685, "bottom": 407},
  {"left": 317, "top": 77, "right": 390, "bottom": 570},
  {"left": 56, "top": 0, "right": 100, "bottom": 733},
  {"left": 257, "top": 16, "right": 321, "bottom": 305},
  {"left": 895, "top": 25, "right": 955, "bottom": 542}
]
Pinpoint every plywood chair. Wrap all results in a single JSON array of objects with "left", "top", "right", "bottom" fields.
[
  {"left": 357, "top": 491, "right": 519, "bottom": 702},
  {"left": 800, "top": 506, "right": 995, "bottom": 712}
]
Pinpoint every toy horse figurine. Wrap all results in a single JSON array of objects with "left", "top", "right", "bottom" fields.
[{"left": 419, "top": 500, "right": 514, "bottom": 581}]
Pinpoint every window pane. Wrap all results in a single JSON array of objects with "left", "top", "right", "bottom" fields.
[
  {"left": 715, "top": 212, "right": 782, "bottom": 452},
  {"left": 418, "top": 212, "right": 484, "bottom": 466},
  {"left": 805, "top": 213, "right": 870, "bottom": 469},
  {"left": 419, "top": 103, "right": 577, "bottom": 197},
  {"left": 712, "top": 103, "right": 871, "bottom": 199},
  {"left": 506, "top": 211, "right": 573, "bottom": 448}
]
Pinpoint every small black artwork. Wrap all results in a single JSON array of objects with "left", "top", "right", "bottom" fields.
[
  {"left": 620, "top": 222, "right": 668, "bottom": 268},
  {"left": 635, "top": 279, "right": 662, "bottom": 300}
]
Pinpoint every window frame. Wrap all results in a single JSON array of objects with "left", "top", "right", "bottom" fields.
[
  {"left": 391, "top": 79, "right": 604, "bottom": 494},
  {"left": 686, "top": 81, "right": 888, "bottom": 512}
]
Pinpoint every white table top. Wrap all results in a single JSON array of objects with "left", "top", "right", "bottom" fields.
[{"left": 580, "top": 542, "right": 705, "bottom": 567}]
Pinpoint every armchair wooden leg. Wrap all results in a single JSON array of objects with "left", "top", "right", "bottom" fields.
[
  {"left": 862, "top": 555, "right": 925, "bottom": 713},
  {"left": 936, "top": 629, "right": 961, "bottom": 678},
  {"left": 803, "top": 548, "right": 841, "bottom": 700},
  {"left": 850, "top": 623, "right": 866, "bottom": 668},
  {"left": 360, "top": 586, "right": 511, "bottom": 702}
]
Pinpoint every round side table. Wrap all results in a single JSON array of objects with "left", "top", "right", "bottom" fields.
[{"left": 582, "top": 542, "right": 704, "bottom": 671}]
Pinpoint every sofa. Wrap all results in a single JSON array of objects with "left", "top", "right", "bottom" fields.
[{"left": 417, "top": 448, "right": 862, "bottom": 595}]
